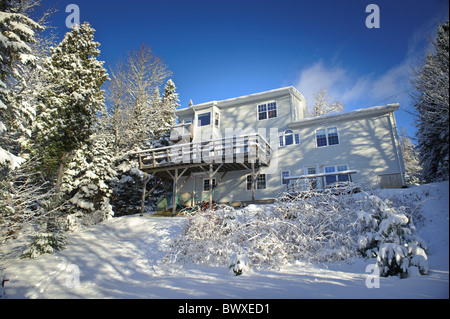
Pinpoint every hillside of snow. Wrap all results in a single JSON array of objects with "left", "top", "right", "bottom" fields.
[{"left": 1, "top": 182, "right": 448, "bottom": 299}]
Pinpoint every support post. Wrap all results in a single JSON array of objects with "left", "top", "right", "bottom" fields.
[
  {"left": 172, "top": 168, "right": 178, "bottom": 217},
  {"left": 251, "top": 162, "right": 255, "bottom": 204},
  {"left": 209, "top": 164, "right": 213, "bottom": 208},
  {"left": 140, "top": 173, "right": 149, "bottom": 216}
]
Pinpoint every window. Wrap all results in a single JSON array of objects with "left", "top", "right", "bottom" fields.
[
  {"left": 279, "top": 130, "right": 300, "bottom": 147},
  {"left": 324, "top": 166, "right": 337, "bottom": 184},
  {"left": 327, "top": 127, "right": 339, "bottom": 145},
  {"left": 285, "top": 130, "right": 294, "bottom": 146},
  {"left": 214, "top": 112, "right": 220, "bottom": 127},
  {"left": 324, "top": 165, "right": 349, "bottom": 185},
  {"left": 337, "top": 165, "right": 349, "bottom": 182},
  {"left": 258, "top": 102, "right": 277, "bottom": 120},
  {"left": 306, "top": 167, "right": 317, "bottom": 189},
  {"left": 203, "top": 178, "right": 216, "bottom": 191},
  {"left": 246, "top": 174, "right": 266, "bottom": 190},
  {"left": 281, "top": 171, "right": 290, "bottom": 185},
  {"left": 197, "top": 112, "right": 211, "bottom": 126},
  {"left": 268, "top": 102, "right": 277, "bottom": 118},
  {"left": 316, "top": 127, "right": 339, "bottom": 147}
]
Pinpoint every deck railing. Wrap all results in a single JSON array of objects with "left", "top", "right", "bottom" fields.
[{"left": 136, "top": 133, "right": 272, "bottom": 170}]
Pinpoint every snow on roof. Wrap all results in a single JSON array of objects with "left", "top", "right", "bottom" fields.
[
  {"left": 288, "top": 103, "right": 400, "bottom": 128},
  {"left": 176, "top": 86, "right": 304, "bottom": 115}
]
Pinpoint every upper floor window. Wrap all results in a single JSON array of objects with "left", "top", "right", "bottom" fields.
[
  {"left": 197, "top": 112, "right": 211, "bottom": 126},
  {"left": 214, "top": 112, "right": 220, "bottom": 127},
  {"left": 279, "top": 130, "right": 299, "bottom": 147},
  {"left": 316, "top": 127, "right": 339, "bottom": 147},
  {"left": 258, "top": 102, "right": 277, "bottom": 120}
]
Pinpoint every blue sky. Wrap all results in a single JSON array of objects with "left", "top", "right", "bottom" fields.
[{"left": 39, "top": 0, "right": 448, "bottom": 137}]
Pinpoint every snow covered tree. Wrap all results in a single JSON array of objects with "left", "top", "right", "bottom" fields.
[
  {"left": 356, "top": 195, "right": 429, "bottom": 277},
  {"left": 399, "top": 127, "right": 422, "bottom": 184},
  {"left": 60, "top": 134, "right": 116, "bottom": 227},
  {"left": 105, "top": 44, "right": 172, "bottom": 153},
  {"left": 159, "top": 78, "right": 179, "bottom": 137},
  {"left": 311, "top": 88, "right": 344, "bottom": 117},
  {"left": 30, "top": 22, "right": 109, "bottom": 196},
  {"left": 411, "top": 20, "right": 449, "bottom": 182},
  {"left": 103, "top": 45, "right": 176, "bottom": 216},
  {"left": 0, "top": 1, "right": 44, "bottom": 164}
]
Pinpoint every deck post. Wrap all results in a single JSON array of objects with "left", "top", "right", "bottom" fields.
[
  {"left": 140, "top": 172, "right": 149, "bottom": 216},
  {"left": 251, "top": 162, "right": 255, "bottom": 204},
  {"left": 172, "top": 168, "right": 178, "bottom": 216},
  {"left": 209, "top": 163, "right": 213, "bottom": 208}
]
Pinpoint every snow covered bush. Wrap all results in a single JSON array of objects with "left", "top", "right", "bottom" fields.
[
  {"left": 356, "top": 195, "right": 429, "bottom": 277},
  {"left": 170, "top": 192, "right": 360, "bottom": 270},
  {"left": 170, "top": 188, "right": 429, "bottom": 278},
  {"left": 228, "top": 251, "right": 251, "bottom": 276},
  {"left": 22, "top": 230, "right": 67, "bottom": 259}
]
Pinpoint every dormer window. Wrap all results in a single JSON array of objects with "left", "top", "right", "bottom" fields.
[
  {"left": 258, "top": 102, "right": 277, "bottom": 120},
  {"left": 197, "top": 112, "right": 211, "bottom": 126}
]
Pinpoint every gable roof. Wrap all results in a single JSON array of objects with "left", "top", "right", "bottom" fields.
[{"left": 176, "top": 86, "right": 305, "bottom": 116}]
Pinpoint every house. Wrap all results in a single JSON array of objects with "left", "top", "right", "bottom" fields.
[{"left": 136, "top": 86, "right": 405, "bottom": 212}]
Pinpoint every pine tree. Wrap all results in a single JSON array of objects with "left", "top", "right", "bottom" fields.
[
  {"left": 30, "top": 22, "right": 109, "bottom": 194},
  {"left": 0, "top": 2, "right": 43, "bottom": 161},
  {"left": 160, "top": 79, "right": 179, "bottom": 132},
  {"left": 411, "top": 20, "right": 449, "bottom": 182},
  {"left": 61, "top": 134, "right": 116, "bottom": 226},
  {"left": 399, "top": 127, "right": 421, "bottom": 184}
]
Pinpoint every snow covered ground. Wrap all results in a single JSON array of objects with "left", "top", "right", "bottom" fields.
[{"left": 1, "top": 182, "right": 448, "bottom": 299}]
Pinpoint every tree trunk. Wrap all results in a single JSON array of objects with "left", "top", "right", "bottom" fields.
[{"left": 54, "top": 152, "right": 67, "bottom": 201}]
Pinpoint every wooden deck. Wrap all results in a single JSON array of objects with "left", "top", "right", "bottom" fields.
[
  {"left": 132, "top": 134, "right": 273, "bottom": 215},
  {"left": 135, "top": 133, "right": 272, "bottom": 179}
]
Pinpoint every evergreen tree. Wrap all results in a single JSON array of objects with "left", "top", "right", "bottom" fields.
[
  {"left": 30, "top": 22, "right": 109, "bottom": 194},
  {"left": 399, "top": 127, "right": 421, "bottom": 184},
  {"left": 61, "top": 134, "right": 116, "bottom": 226},
  {"left": 0, "top": 2, "right": 43, "bottom": 157},
  {"left": 411, "top": 20, "right": 449, "bottom": 182},
  {"left": 160, "top": 78, "right": 179, "bottom": 136}
]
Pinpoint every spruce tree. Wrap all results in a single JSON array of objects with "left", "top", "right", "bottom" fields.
[
  {"left": 61, "top": 134, "right": 116, "bottom": 226},
  {"left": 0, "top": 2, "right": 43, "bottom": 159},
  {"left": 30, "top": 22, "right": 109, "bottom": 194},
  {"left": 411, "top": 20, "right": 449, "bottom": 182}
]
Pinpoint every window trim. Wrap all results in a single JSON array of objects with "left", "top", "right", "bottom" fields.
[
  {"left": 315, "top": 126, "right": 340, "bottom": 148},
  {"left": 246, "top": 174, "right": 266, "bottom": 190},
  {"left": 257, "top": 101, "right": 277, "bottom": 121}
]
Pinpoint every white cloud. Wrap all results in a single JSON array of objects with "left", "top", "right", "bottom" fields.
[
  {"left": 294, "top": 23, "right": 434, "bottom": 112},
  {"left": 295, "top": 61, "right": 372, "bottom": 110}
]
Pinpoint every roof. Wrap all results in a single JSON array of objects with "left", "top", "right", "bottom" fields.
[
  {"left": 288, "top": 103, "right": 400, "bottom": 128},
  {"left": 176, "top": 86, "right": 305, "bottom": 116}
]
